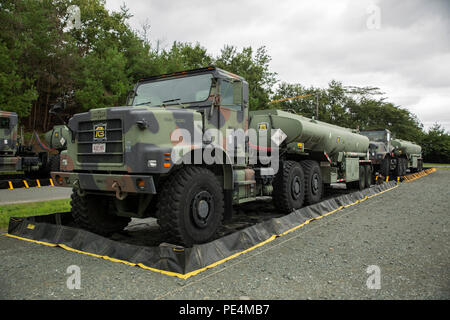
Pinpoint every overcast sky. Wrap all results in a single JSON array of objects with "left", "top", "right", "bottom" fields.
[{"left": 104, "top": 0, "right": 450, "bottom": 131}]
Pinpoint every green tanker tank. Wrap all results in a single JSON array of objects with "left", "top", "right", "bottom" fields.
[
  {"left": 44, "top": 125, "right": 70, "bottom": 151},
  {"left": 52, "top": 66, "right": 374, "bottom": 246},
  {"left": 392, "top": 138, "right": 422, "bottom": 157},
  {"left": 392, "top": 138, "right": 423, "bottom": 173},
  {"left": 250, "top": 110, "right": 369, "bottom": 156}
]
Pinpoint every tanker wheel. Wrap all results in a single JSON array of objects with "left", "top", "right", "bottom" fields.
[
  {"left": 70, "top": 190, "right": 131, "bottom": 236},
  {"left": 418, "top": 160, "right": 423, "bottom": 172},
  {"left": 272, "top": 160, "right": 305, "bottom": 213},
  {"left": 394, "top": 159, "right": 402, "bottom": 177},
  {"left": 157, "top": 166, "right": 224, "bottom": 247},
  {"left": 364, "top": 165, "right": 372, "bottom": 188},
  {"left": 347, "top": 165, "right": 366, "bottom": 190},
  {"left": 301, "top": 160, "right": 323, "bottom": 205},
  {"left": 410, "top": 162, "right": 417, "bottom": 173},
  {"left": 402, "top": 158, "right": 408, "bottom": 175},
  {"left": 398, "top": 158, "right": 405, "bottom": 177},
  {"left": 380, "top": 156, "right": 390, "bottom": 177},
  {"left": 358, "top": 165, "right": 366, "bottom": 190}
]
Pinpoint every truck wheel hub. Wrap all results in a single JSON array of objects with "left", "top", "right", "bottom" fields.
[
  {"left": 198, "top": 200, "right": 209, "bottom": 218},
  {"left": 192, "top": 191, "right": 213, "bottom": 228},
  {"left": 312, "top": 174, "right": 319, "bottom": 194},
  {"left": 291, "top": 176, "right": 302, "bottom": 199}
]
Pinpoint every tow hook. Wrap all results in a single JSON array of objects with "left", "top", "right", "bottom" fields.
[
  {"left": 112, "top": 181, "right": 127, "bottom": 200},
  {"left": 74, "top": 180, "right": 86, "bottom": 197}
]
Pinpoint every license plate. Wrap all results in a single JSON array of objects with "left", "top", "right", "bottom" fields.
[{"left": 92, "top": 143, "right": 106, "bottom": 153}]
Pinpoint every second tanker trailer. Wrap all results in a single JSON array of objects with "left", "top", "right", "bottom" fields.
[
  {"left": 52, "top": 66, "right": 374, "bottom": 246},
  {"left": 360, "top": 129, "right": 423, "bottom": 177}
]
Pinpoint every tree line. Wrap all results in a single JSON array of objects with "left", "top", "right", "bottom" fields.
[{"left": 0, "top": 0, "right": 449, "bottom": 162}]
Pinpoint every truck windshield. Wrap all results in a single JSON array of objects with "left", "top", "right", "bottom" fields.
[
  {"left": 0, "top": 117, "right": 10, "bottom": 129},
  {"left": 360, "top": 131, "right": 386, "bottom": 142},
  {"left": 132, "top": 74, "right": 213, "bottom": 107}
]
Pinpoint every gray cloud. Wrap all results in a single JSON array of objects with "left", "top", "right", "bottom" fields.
[{"left": 105, "top": 0, "right": 450, "bottom": 131}]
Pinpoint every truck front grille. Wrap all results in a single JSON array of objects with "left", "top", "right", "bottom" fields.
[{"left": 77, "top": 119, "right": 123, "bottom": 164}]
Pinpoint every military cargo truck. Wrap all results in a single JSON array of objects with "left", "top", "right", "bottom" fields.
[
  {"left": 51, "top": 67, "right": 373, "bottom": 246},
  {"left": 0, "top": 110, "right": 45, "bottom": 174},
  {"left": 0, "top": 110, "right": 69, "bottom": 175},
  {"left": 360, "top": 129, "right": 423, "bottom": 177}
]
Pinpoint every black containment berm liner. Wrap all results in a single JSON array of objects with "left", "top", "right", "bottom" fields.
[{"left": 6, "top": 181, "right": 398, "bottom": 279}]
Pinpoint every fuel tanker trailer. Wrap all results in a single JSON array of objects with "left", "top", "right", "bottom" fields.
[
  {"left": 361, "top": 129, "right": 423, "bottom": 177},
  {"left": 392, "top": 138, "right": 423, "bottom": 173},
  {"left": 249, "top": 109, "right": 372, "bottom": 201},
  {"left": 52, "top": 66, "right": 372, "bottom": 246}
]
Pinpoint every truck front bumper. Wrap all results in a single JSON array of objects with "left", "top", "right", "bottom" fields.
[{"left": 51, "top": 172, "right": 156, "bottom": 195}]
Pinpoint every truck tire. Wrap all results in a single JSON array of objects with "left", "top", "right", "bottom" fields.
[
  {"left": 394, "top": 158, "right": 402, "bottom": 177},
  {"left": 410, "top": 161, "right": 418, "bottom": 173},
  {"left": 301, "top": 160, "right": 323, "bottom": 205},
  {"left": 70, "top": 190, "right": 131, "bottom": 236},
  {"left": 364, "top": 165, "right": 372, "bottom": 188},
  {"left": 380, "top": 156, "right": 390, "bottom": 177},
  {"left": 157, "top": 166, "right": 224, "bottom": 247},
  {"left": 358, "top": 165, "right": 366, "bottom": 190},
  {"left": 418, "top": 160, "right": 423, "bottom": 172},
  {"left": 347, "top": 165, "right": 365, "bottom": 190},
  {"left": 273, "top": 160, "right": 305, "bottom": 213}
]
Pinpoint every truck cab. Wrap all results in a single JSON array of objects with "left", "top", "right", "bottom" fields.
[
  {"left": 360, "top": 129, "right": 415, "bottom": 177},
  {"left": 0, "top": 111, "right": 18, "bottom": 156},
  {"left": 360, "top": 129, "right": 393, "bottom": 177},
  {"left": 0, "top": 111, "right": 21, "bottom": 172}
]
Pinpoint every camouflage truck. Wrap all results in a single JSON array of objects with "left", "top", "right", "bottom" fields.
[
  {"left": 0, "top": 110, "right": 21, "bottom": 172},
  {"left": 360, "top": 129, "right": 423, "bottom": 177},
  {"left": 0, "top": 110, "right": 46, "bottom": 174},
  {"left": 51, "top": 67, "right": 373, "bottom": 246},
  {"left": 0, "top": 110, "right": 69, "bottom": 175}
]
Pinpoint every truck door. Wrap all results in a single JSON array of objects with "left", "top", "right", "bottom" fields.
[
  {"left": 218, "top": 79, "right": 248, "bottom": 165},
  {"left": 204, "top": 78, "right": 248, "bottom": 166}
]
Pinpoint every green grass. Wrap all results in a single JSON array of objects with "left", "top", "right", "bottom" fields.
[
  {"left": 423, "top": 163, "right": 450, "bottom": 170},
  {"left": 0, "top": 199, "right": 71, "bottom": 230},
  {"left": 0, "top": 171, "right": 24, "bottom": 175}
]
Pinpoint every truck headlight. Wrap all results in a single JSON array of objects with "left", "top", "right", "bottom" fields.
[{"left": 148, "top": 160, "right": 157, "bottom": 168}]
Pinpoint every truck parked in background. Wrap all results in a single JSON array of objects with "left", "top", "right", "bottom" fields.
[
  {"left": 0, "top": 110, "right": 69, "bottom": 176},
  {"left": 360, "top": 129, "right": 423, "bottom": 178}
]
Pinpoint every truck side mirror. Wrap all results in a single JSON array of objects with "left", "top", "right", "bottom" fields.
[
  {"left": 233, "top": 81, "right": 242, "bottom": 105},
  {"left": 126, "top": 90, "right": 137, "bottom": 106},
  {"left": 50, "top": 101, "right": 67, "bottom": 125},
  {"left": 50, "top": 101, "right": 66, "bottom": 114}
]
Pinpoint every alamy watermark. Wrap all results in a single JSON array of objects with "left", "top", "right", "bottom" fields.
[
  {"left": 169, "top": 126, "right": 287, "bottom": 175},
  {"left": 66, "top": 5, "right": 82, "bottom": 30},
  {"left": 366, "top": 3, "right": 381, "bottom": 30},
  {"left": 66, "top": 265, "right": 81, "bottom": 290},
  {"left": 366, "top": 265, "right": 381, "bottom": 289}
]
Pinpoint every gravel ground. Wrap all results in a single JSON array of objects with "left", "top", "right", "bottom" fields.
[{"left": 0, "top": 170, "right": 448, "bottom": 300}]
